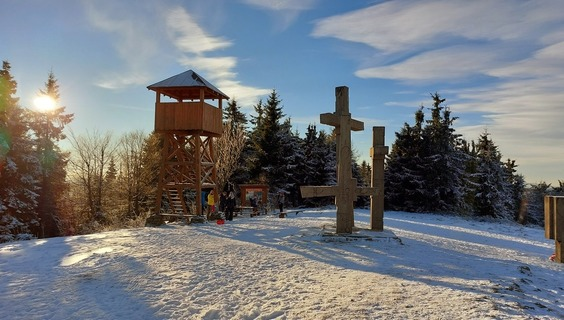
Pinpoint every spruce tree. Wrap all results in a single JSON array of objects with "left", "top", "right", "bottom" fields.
[
  {"left": 29, "top": 71, "right": 74, "bottom": 237},
  {"left": 420, "top": 93, "right": 468, "bottom": 212},
  {"left": 385, "top": 108, "right": 426, "bottom": 211},
  {"left": 300, "top": 125, "right": 334, "bottom": 206},
  {"left": 224, "top": 98, "right": 247, "bottom": 130},
  {"left": 0, "top": 61, "right": 41, "bottom": 241},
  {"left": 277, "top": 119, "right": 304, "bottom": 206},
  {"left": 471, "top": 131, "right": 512, "bottom": 218},
  {"left": 248, "top": 90, "right": 286, "bottom": 190}
]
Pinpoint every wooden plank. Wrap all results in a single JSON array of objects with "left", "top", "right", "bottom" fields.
[
  {"left": 355, "top": 187, "right": 378, "bottom": 197},
  {"left": 320, "top": 113, "right": 363, "bottom": 131},
  {"left": 555, "top": 196, "right": 564, "bottom": 242},
  {"left": 300, "top": 185, "right": 338, "bottom": 198},
  {"left": 545, "top": 196, "right": 555, "bottom": 240},
  {"left": 320, "top": 113, "right": 339, "bottom": 127}
]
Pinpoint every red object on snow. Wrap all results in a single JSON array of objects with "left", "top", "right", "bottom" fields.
[{"left": 216, "top": 219, "right": 225, "bottom": 225}]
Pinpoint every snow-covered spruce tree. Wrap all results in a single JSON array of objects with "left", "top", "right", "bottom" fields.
[
  {"left": 299, "top": 125, "right": 335, "bottom": 207},
  {"left": 523, "top": 181, "right": 551, "bottom": 226},
  {"left": 0, "top": 61, "right": 41, "bottom": 242},
  {"left": 385, "top": 94, "right": 468, "bottom": 213},
  {"left": 471, "top": 131, "right": 514, "bottom": 219},
  {"left": 419, "top": 93, "right": 468, "bottom": 213},
  {"left": 385, "top": 108, "right": 427, "bottom": 211},
  {"left": 28, "top": 71, "right": 74, "bottom": 237},
  {"left": 503, "top": 158, "right": 526, "bottom": 222},
  {"left": 277, "top": 119, "right": 305, "bottom": 207}
]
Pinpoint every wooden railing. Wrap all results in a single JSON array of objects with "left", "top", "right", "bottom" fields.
[{"left": 154, "top": 101, "right": 222, "bottom": 135}]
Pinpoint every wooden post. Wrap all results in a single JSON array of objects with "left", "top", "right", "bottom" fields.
[
  {"left": 370, "top": 127, "right": 388, "bottom": 231},
  {"left": 300, "top": 86, "right": 379, "bottom": 234},
  {"left": 554, "top": 196, "right": 564, "bottom": 263},
  {"left": 545, "top": 196, "right": 555, "bottom": 240},
  {"left": 546, "top": 195, "right": 564, "bottom": 263}
]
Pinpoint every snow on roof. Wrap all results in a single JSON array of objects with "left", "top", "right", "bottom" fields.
[{"left": 147, "top": 70, "right": 229, "bottom": 100}]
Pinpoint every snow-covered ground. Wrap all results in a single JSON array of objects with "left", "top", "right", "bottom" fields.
[{"left": 0, "top": 209, "right": 562, "bottom": 319}]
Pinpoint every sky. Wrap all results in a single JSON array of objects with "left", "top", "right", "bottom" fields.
[
  {"left": 2, "top": 0, "right": 563, "bottom": 185},
  {"left": 1, "top": 209, "right": 562, "bottom": 319}
]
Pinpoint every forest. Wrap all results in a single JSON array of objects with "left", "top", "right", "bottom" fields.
[{"left": 1, "top": 61, "right": 562, "bottom": 242}]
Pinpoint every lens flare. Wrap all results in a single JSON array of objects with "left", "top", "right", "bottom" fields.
[{"left": 34, "top": 95, "right": 56, "bottom": 112}]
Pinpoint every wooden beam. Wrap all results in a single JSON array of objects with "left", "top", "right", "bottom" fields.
[
  {"left": 320, "top": 113, "right": 364, "bottom": 131},
  {"left": 300, "top": 185, "right": 339, "bottom": 198}
]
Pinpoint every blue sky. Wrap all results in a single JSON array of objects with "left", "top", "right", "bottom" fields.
[{"left": 2, "top": 0, "right": 563, "bottom": 185}]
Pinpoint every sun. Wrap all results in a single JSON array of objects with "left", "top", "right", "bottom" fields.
[{"left": 33, "top": 95, "right": 56, "bottom": 112}]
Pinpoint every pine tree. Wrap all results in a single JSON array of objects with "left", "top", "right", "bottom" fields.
[
  {"left": 224, "top": 98, "right": 247, "bottom": 130},
  {"left": 300, "top": 125, "right": 334, "bottom": 207},
  {"left": 385, "top": 108, "right": 426, "bottom": 211},
  {"left": 248, "top": 90, "right": 286, "bottom": 190},
  {"left": 471, "top": 131, "right": 512, "bottom": 218},
  {"left": 138, "top": 132, "right": 162, "bottom": 215},
  {"left": 0, "top": 61, "right": 41, "bottom": 242},
  {"left": 277, "top": 119, "right": 305, "bottom": 206},
  {"left": 28, "top": 71, "right": 74, "bottom": 237},
  {"left": 420, "top": 93, "right": 468, "bottom": 212},
  {"left": 358, "top": 160, "right": 371, "bottom": 188}
]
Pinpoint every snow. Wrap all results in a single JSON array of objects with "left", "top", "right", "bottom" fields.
[{"left": 1, "top": 209, "right": 562, "bottom": 319}]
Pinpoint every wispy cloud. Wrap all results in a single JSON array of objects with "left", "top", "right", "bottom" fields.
[
  {"left": 242, "top": 0, "right": 318, "bottom": 31},
  {"left": 165, "top": 6, "right": 269, "bottom": 106},
  {"left": 84, "top": 2, "right": 268, "bottom": 105},
  {"left": 312, "top": 0, "right": 564, "bottom": 182},
  {"left": 165, "top": 7, "right": 232, "bottom": 54},
  {"left": 82, "top": 1, "right": 162, "bottom": 89}
]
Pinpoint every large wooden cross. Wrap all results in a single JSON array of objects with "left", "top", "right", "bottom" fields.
[{"left": 300, "top": 86, "right": 379, "bottom": 234}]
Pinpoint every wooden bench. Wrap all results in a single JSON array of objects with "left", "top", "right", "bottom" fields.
[
  {"left": 235, "top": 206, "right": 263, "bottom": 217},
  {"left": 277, "top": 210, "right": 304, "bottom": 218}
]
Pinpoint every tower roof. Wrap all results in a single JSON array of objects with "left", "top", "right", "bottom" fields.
[{"left": 147, "top": 70, "right": 229, "bottom": 101}]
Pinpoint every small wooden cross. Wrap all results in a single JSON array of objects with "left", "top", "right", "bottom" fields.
[{"left": 300, "top": 86, "right": 378, "bottom": 234}]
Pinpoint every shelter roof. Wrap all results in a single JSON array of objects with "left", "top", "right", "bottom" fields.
[{"left": 147, "top": 70, "right": 229, "bottom": 101}]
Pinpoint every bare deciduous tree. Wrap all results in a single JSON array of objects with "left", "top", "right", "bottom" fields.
[
  {"left": 67, "top": 129, "right": 117, "bottom": 229},
  {"left": 216, "top": 122, "right": 246, "bottom": 191}
]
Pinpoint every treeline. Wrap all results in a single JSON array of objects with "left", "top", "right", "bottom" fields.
[
  {"left": 0, "top": 62, "right": 360, "bottom": 241},
  {"left": 384, "top": 94, "right": 563, "bottom": 225},
  {"left": 0, "top": 61, "right": 557, "bottom": 242}
]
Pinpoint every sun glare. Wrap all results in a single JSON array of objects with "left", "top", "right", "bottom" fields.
[{"left": 34, "top": 95, "right": 56, "bottom": 112}]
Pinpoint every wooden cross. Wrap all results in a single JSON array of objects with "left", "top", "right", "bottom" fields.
[{"left": 300, "top": 86, "right": 378, "bottom": 234}]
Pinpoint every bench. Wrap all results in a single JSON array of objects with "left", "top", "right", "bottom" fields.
[
  {"left": 277, "top": 210, "right": 304, "bottom": 218},
  {"left": 236, "top": 206, "right": 263, "bottom": 217}
]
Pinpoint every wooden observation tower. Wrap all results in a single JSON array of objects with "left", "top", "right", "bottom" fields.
[{"left": 148, "top": 70, "right": 228, "bottom": 218}]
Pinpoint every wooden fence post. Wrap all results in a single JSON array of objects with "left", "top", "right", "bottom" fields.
[{"left": 545, "top": 195, "right": 564, "bottom": 263}]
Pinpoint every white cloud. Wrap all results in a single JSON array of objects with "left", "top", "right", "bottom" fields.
[
  {"left": 85, "top": 2, "right": 268, "bottom": 104},
  {"left": 165, "top": 7, "right": 232, "bottom": 54},
  {"left": 355, "top": 45, "right": 504, "bottom": 83},
  {"left": 242, "top": 0, "right": 318, "bottom": 31},
  {"left": 166, "top": 6, "right": 268, "bottom": 105},
  {"left": 312, "top": 0, "right": 563, "bottom": 55},
  {"left": 312, "top": 0, "right": 564, "bottom": 183},
  {"left": 83, "top": 1, "right": 162, "bottom": 89}
]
